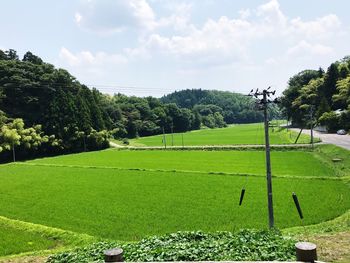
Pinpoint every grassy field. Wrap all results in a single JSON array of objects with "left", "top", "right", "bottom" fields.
[
  {"left": 128, "top": 123, "right": 314, "bottom": 146},
  {"left": 29, "top": 148, "right": 337, "bottom": 178},
  {"left": 0, "top": 164, "right": 349, "bottom": 242},
  {"left": 0, "top": 126, "right": 348, "bottom": 261}
]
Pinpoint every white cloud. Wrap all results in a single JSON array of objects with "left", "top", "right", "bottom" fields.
[
  {"left": 66, "top": 0, "right": 346, "bottom": 90},
  {"left": 239, "top": 9, "right": 251, "bottom": 20},
  {"left": 289, "top": 14, "right": 341, "bottom": 40},
  {"left": 59, "top": 47, "right": 128, "bottom": 67},
  {"left": 143, "top": 16, "right": 256, "bottom": 65},
  {"left": 75, "top": 12, "right": 82, "bottom": 24},
  {"left": 131, "top": 0, "right": 344, "bottom": 67},
  {"left": 156, "top": 3, "right": 193, "bottom": 32},
  {"left": 75, "top": 0, "right": 156, "bottom": 34},
  {"left": 73, "top": 0, "right": 344, "bottom": 66},
  {"left": 256, "top": 0, "right": 287, "bottom": 28},
  {"left": 287, "top": 40, "right": 334, "bottom": 56}
]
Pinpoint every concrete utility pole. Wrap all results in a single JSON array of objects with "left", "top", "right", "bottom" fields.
[
  {"left": 162, "top": 127, "right": 167, "bottom": 149},
  {"left": 12, "top": 143, "right": 16, "bottom": 162},
  {"left": 310, "top": 106, "right": 314, "bottom": 149},
  {"left": 171, "top": 124, "right": 174, "bottom": 146},
  {"left": 249, "top": 87, "right": 277, "bottom": 228}
]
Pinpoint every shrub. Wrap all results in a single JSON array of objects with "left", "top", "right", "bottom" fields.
[
  {"left": 319, "top": 111, "right": 340, "bottom": 132},
  {"left": 122, "top": 138, "right": 129, "bottom": 145},
  {"left": 47, "top": 230, "right": 296, "bottom": 263}
]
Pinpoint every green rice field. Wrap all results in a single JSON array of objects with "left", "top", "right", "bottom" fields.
[
  {"left": 0, "top": 126, "right": 348, "bottom": 258},
  {"left": 0, "top": 163, "right": 349, "bottom": 242},
  {"left": 129, "top": 123, "right": 314, "bottom": 146},
  {"left": 29, "top": 148, "right": 336, "bottom": 178}
]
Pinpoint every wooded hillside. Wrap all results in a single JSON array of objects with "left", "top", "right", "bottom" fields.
[
  {"left": 281, "top": 56, "right": 350, "bottom": 131},
  {"left": 0, "top": 49, "right": 266, "bottom": 161}
]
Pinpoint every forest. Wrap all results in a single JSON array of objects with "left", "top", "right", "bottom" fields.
[
  {"left": 281, "top": 56, "right": 350, "bottom": 132},
  {"left": 0, "top": 49, "right": 264, "bottom": 161}
]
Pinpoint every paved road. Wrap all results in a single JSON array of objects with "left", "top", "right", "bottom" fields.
[{"left": 292, "top": 128, "right": 350, "bottom": 150}]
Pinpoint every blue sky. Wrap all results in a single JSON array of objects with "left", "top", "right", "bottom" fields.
[{"left": 1, "top": 0, "right": 350, "bottom": 97}]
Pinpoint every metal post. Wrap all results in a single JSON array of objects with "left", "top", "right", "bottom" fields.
[
  {"left": 162, "top": 127, "right": 167, "bottom": 149},
  {"left": 263, "top": 90, "right": 274, "bottom": 228},
  {"left": 12, "top": 142, "right": 16, "bottom": 162}
]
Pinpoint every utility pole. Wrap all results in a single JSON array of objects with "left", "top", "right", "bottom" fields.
[
  {"left": 12, "top": 142, "right": 16, "bottom": 162},
  {"left": 249, "top": 87, "right": 277, "bottom": 228},
  {"left": 310, "top": 106, "right": 314, "bottom": 149},
  {"left": 182, "top": 133, "right": 184, "bottom": 148},
  {"left": 162, "top": 127, "right": 167, "bottom": 149},
  {"left": 171, "top": 124, "right": 174, "bottom": 146},
  {"left": 83, "top": 132, "right": 87, "bottom": 152}
]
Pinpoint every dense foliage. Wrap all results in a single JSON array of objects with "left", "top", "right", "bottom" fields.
[
  {"left": 281, "top": 56, "right": 350, "bottom": 132},
  {"left": 0, "top": 49, "right": 111, "bottom": 161},
  {"left": 162, "top": 89, "right": 281, "bottom": 124},
  {"left": 47, "top": 230, "right": 296, "bottom": 263},
  {"left": 0, "top": 48, "right": 278, "bottom": 161}
]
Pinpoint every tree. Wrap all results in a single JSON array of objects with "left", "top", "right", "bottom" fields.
[
  {"left": 323, "top": 63, "right": 339, "bottom": 108},
  {"left": 0, "top": 120, "right": 21, "bottom": 155},
  {"left": 5, "top": 49, "right": 19, "bottom": 60},
  {"left": 280, "top": 70, "right": 320, "bottom": 124},
  {"left": 333, "top": 76, "right": 350, "bottom": 110},
  {"left": 280, "top": 56, "right": 350, "bottom": 132},
  {"left": 192, "top": 112, "right": 201, "bottom": 130},
  {"left": 213, "top": 112, "right": 226, "bottom": 128},
  {"left": 23, "top": 51, "right": 43, "bottom": 65},
  {"left": 0, "top": 50, "right": 7, "bottom": 60},
  {"left": 319, "top": 111, "right": 340, "bottom": 132}
]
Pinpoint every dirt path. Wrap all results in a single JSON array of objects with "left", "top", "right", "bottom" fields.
[
  {"left": 109, "top": 143, "right": 315, "bottom": 150},
  {"left": 109, "top": 141, "right": 125, "bottom": 148}
]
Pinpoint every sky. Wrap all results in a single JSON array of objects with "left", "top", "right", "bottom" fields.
[{"left": 1, "top": 0, "right": 350, "bottom": 97}]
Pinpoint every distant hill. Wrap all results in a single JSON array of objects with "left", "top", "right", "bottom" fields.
[{"left": 162, "top": 89, "right": 273, "bottom": 124}]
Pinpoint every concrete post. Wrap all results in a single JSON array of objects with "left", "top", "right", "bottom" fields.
[
  {"left": 295, "top": 242, "right": 317, "bottom": 262},
  {"left": 104, "top": 248, "right": 123, "bottom": 262}
]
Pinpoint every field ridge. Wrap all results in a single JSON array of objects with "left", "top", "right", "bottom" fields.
[
  {"left": 0, "top": 215, "right": 95, "bottom": 245},
  {"left": 14, "top": 162, "right": 342, "bottom": 180}
]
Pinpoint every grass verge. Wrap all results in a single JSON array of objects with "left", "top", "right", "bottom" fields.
[{"left": 0, "top": 216, "right": 95, "bottom": 259}]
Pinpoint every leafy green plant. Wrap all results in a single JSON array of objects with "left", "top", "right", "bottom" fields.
[{"left": 47, "top": 230, "right": 296, "bottom": 263}]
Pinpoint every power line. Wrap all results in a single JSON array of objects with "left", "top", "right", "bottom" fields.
[
  {"left": 0, "top": 82, "right": 165, "bottom": 91},
  {"left": 0, "top": 82, "right": 176, "bottom": 94}
]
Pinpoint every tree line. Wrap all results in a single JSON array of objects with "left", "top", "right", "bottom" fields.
[
  {"left": 281, "top": 56, "right": 350, "bottom": 132},
  {"left": 0, "top": 49, "right": 267, "bottom": 161}
]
